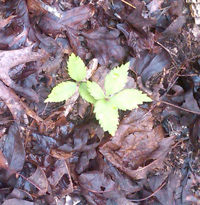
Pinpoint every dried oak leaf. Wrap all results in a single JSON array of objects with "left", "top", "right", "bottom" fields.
[
  {"left": 100, "top": 108, "right": 173, "bottom": 179},
  {"left": 82, "top": 27, "right": 126, "bottom": 66}
]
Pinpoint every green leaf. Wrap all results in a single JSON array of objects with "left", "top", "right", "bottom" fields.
[
  {"left": 104, "top": 62, "right": 129, "bottom": 96},
  {"left": 79, "top": 82, "right": 96, "bottom": 104},
  {"left": 67, "top": 53, "right": 86, "bottom": 82},
  {"left": 45, "top": 81, "right": 77, "bottom": 103},
  {"left": 87, "top": 81, "right": 105, "bottom": 100},
  {"left": 94, "top": 99, "right": 119, "bottom": 135},
  {"left": 110, "top": 89, "right": 152, "bottom": 110}
]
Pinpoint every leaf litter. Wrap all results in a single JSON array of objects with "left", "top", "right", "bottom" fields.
[{"left": 0, "top": 0, "right": 200, "bottom": 204}]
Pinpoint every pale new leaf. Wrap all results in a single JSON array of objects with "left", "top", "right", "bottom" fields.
[
  {"left": 68, "top": 53, "right": 86, "bottom": 82},
  {"left": 79, "top": 82, "right": 96, "bottom": 103},
  {"left": 45, "top": 81, "right": 77, "bottom": 102},
  {"left": 87, "top": 81, "right": 105, "bottom": 100},
  {"left": 104, "top": 62, "right": 129, "bottom": 96},
  {"left": 94, "top": 99, "right": 119, "bottom": 135},
  {"left": 110, "top": 89, "right": 152, "bottom": 110}
]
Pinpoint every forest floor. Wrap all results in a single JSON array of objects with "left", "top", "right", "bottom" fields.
[{"left": 0, "top": 0, "right": 200, "bottom": 204}]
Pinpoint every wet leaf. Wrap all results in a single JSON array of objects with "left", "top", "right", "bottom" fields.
[
  {"left": 2, "top": 124, "right": 25, "bottom": 180},
  {"left": 123, "top": 3, "right": 156, "bottom": 34},
  {"left": 79, "top": 171, "right": 116, "bottom": 193},
  {"left": 38, "top": 4, "right": 95, "bottom": 35},
  {"left": 31, "top": 133, "right": 61, "bottom": 155},
  {"left": 82, "top": 27, "right": 126, "bottom": 65},
  {"left": 0, "top": 46, "right": 47, "bottom": 102}
]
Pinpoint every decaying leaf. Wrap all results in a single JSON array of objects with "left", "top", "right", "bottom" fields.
[{"left": 100, "top": 108, "right": 173, "bottom": 179}]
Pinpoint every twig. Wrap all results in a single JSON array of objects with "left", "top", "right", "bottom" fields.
[
  {"left": 160, "top": 101, "right": 200, "bottom": 115},
  {"left": 129, "top": 180, "right": 166, "bottom": 202},
  {"left": 121, "top": 0, "right": 136, "bottom": 9}
]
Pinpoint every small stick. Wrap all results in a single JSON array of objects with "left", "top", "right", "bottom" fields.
[{"left": 121, "top": 0, "right": 136, "bottom": 9}]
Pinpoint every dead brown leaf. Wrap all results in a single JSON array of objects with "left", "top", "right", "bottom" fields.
[
  {"left": 24, "top": 166, "right": 48, "bottom": 196},
  {"left": 82, "top": 27, "right": 126, "bottom": 66},
  {"left": 100, "top": 108, "right": 170, "bottom": 179},
  {"left": 1, "top": 124, "right": 25, "bottom": 182}
]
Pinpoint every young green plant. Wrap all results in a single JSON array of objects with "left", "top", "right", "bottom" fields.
[{"left": 45, "top": 53, "right": 152, "bottom": 135}]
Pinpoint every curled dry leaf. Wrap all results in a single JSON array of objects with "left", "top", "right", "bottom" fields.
[
  {"left": 48, "top": 159, "right": 73, "bottom": 196},
  {"left": 24, "top": 166, "right": 48, "bottom": 196}
]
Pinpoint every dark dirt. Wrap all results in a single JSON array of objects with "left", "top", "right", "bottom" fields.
[{"left": 0, "top": 0, "right": 200, "bottom": 204}]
